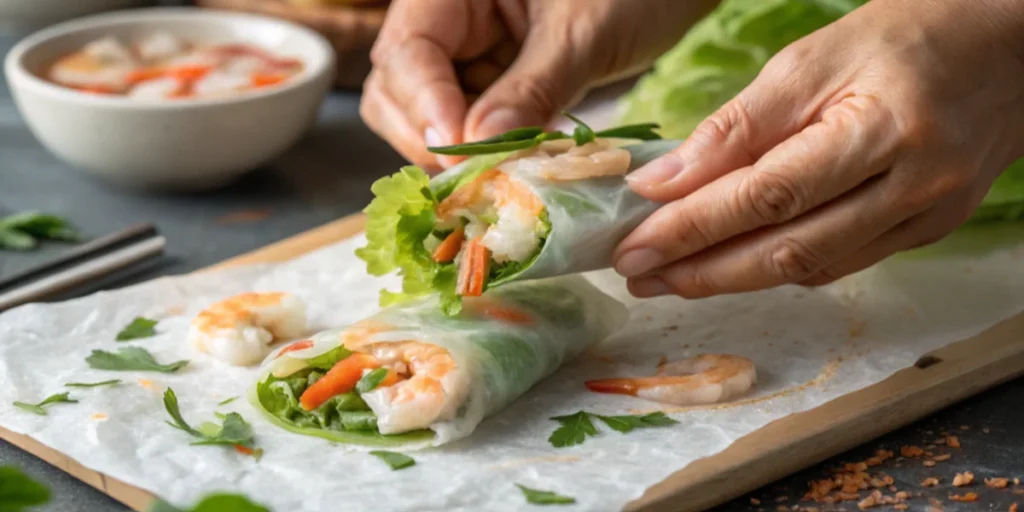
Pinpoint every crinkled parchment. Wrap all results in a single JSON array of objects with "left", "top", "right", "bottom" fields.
[{"left": 1, "top": 231, "right": 1023, "bottom": 512}]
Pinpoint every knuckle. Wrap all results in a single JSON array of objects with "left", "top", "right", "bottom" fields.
[
  {"left": 762, "top": 43, "right": 811, "bottom": 80},
  {"left": 502, "top": 76, "right": 561, "bottom": 119},
  {"left": 690, "top": 99, "right": 753, "bottom": 151},
  {"left": 664, "top": 265, "right": 719, "bottom": 299},
  {"left": 768, "top": 237, "right": 828, "bottom": 282},
  {"left": 739, "top": 169, "right": 806, "bottom": 225},
  {"left": 664, "top": 209, "right": 715, "bottom": 254}
]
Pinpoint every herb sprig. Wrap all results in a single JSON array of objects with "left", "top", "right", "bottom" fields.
[
  {"left": 86, "top": 347, "right": 188, "bottom": 373},
  {"left": 12, "top": 393, "right": 77, "bottom": 416},
  {"left": 369, "top": 450, "right": 416, "bottom": 471},
  {"left": 116, "top": 317, "right": 159, "bottom": 341},
  {"left": 426, "top": 115, "right": 661, "bottom": 156},
  {"left": 516, "top": 484, "right": 576, "bottom": 506},
  {"left": 355, "top": 368, "right": 389, "bottom": 394},
  {"left": 162, "top": 389, "right": 259, "bottom": 456},
  {"left": 548, "top": 411, "right": 678, "bottom": 448},
  {"left": 0, "top": 211, "right": 80, "bottom": 251},
  {"left": 65, "top": 379, "right": 121, "bottom": 388}
]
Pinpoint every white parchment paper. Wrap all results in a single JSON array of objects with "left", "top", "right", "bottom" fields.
[{"left": 1, "top": 229, "right": 1023, "bottom": 511}]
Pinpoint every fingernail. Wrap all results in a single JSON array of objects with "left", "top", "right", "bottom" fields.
[
  {"left": 424, "top": 127, "right": 444, "bottom": 148},
  {"left": 626, "top": 153, "right": 685, "bottom": 186},
  {"left": 629, "top": 276, "right": 674, "bottom": 298},
  {"left": 615, "top": 248, "right": 664, "bottom": 277},
  {"left": 477, "top": 108, "right": 534, "bottom": 138}
]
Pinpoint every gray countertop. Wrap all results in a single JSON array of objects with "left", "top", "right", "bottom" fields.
[{"left": 1, "top": 29, "right": 1020, "bottom": 512}]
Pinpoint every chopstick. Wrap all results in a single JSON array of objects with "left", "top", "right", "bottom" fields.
[{"left": 0, "top": 223, "right": 166, "bottom": 311}]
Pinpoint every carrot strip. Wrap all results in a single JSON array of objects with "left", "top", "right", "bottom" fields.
[
  {"left": 584, "top": 379, "right": 640, "bottom": 396},
  {"left": 73, "top": 85, "right": 119, "bottom": 95},
  {"left": 466, "top": 239, "right": 490, "bottom": 296},
  {"left": 299, "top": 353, "right": 380, "bottom": 410},
  {"left": 251, "top": 72, "right": 288, "bottom": 88},
  {"left": 379, "top": 369, "right": 404, "bottom": 388},
  {"left": 432, "top": 228, "right": 464, "bottom": 263},
  {"left": 274, "top": 340, "right": 313, "bottom": 359},
  {"left": 234, "top": 444, "right": 254, "bottom": 456},
  {"left": 125, "top": 67, "right": 166, "bottom": 85},
  {"left": 466, "top": 299, "right": 533, "bottom": 325},
  {"left": 168, "top": 65, "right": 213, "bottom": 82}
]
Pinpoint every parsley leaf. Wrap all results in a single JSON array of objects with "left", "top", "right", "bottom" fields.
[
  {"left": 217, "top": 397, "right": 238, "bottom": 406},
  {"left": 548, "top": 411, "right": 598, "bottom": 448},
  {"left": 86, "top": 347, "right": 188, "bottom": 373},
  {"left": 0, "top": 211, "right": 80, "bottom": 251},
  {"left": 355, "top": 368, "right": 389, "bottom": 394},
  {"left": 0, "top": 466, "right": 51, "bottom": 511},
  {"left": 516, "top": 484, "right": 576, "bottom": 506},
  {"left": 368, "top": 450, "right": 416, "bottom": 471},
  {"left": 116, "top": 317, "right": 159, "bottom": 341},
  {"left": 13, "top": 393, "right": 77, "bottom": 416},
  {"left": 595, "top": 412, "right": 679, "bottom": 433},
  {"left": 162, "top": 389, "right": 257, "bottom": 451},
  {"left": 549, "top": 411, "right": 678, "bottom": 447},
  {"left": 65, "top": 379, "right": 121, "bottom": 388},
  {"left": 563, "top": 112, "right": 596, "bottom": 146},
  {"left": 147, "top": 493, "right": 269, "bottom": 512}
]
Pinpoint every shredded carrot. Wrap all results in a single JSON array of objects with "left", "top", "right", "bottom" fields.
[
  {"left": 432, "top": 228, "right": 465, "bottom": 263},
  {"left": 467, "top": 298, "right": 533, "bottom": 325},
  {"left": 234, "top": 444, "right": 254, "bottom": 456},
  {"left": 168, "top": 65, "right": 213, "bottom": 82},
  {"left": 251, "top": 73, "right": 288, "bottom": 88},
  {"left": 584, "top": 379, "right": 639, "bottom": 396},
  {"left": 125, "top": 67, "right": 166, "bottom": 85},
  {"left": 458, "top": 238, "right": 490, "bottom": 297},
  {"left": 299, "top": 353, "right": 380, "bottom": 410},
  {"left": 74, "top": 85, "right": 118, "bottom": 95},
  {"left": 379, "top": 369, "right": 404, "bottom": 388},
  {"left": 274, "top": 340, "right": 313, "bottom": 359}
]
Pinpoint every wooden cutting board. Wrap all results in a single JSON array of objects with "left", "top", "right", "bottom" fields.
[{"left": 3, "top": 213, "right": 1023, "bottom": 512}]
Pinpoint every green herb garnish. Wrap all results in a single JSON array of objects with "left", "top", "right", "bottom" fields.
[
  {"left": 116, "top": 317, "right": 159, "bottom": 341},
  {"left": 426, "top": 116, "right": 661, "bottom": 156},
  {"left": 355, "top": 368, "right": 389, "bottom": 394},
  {"left": 217, "top": 397, "right": 238, "bottom": 406},
  {"left": 86, "top": 347, "right": 188, "bottom": 373},
  {"left": 548, "top": 411, "right": 678, "bottom": 447},
  {"left": 0, "top": 211, "right": 80, "bottom": 251},
  {"left": 516, "top": 484, "right": 576, "bottom": 506},
  {"left": 147, "top": 493, "right": 270, "bottom": 512},
  {"left": 0, "top": 466, "right": 51, "bottom": 511},
  {"left": 13, "top": 393, "right": 77, "bottom": 416},
  {"left": 162, "top": 388, "right": 257, "bottom": 452},
  {"left": 368, "top": 450, "right": 416, "bottom": 470},
  {"left": 65, "top": 379, "right": 121, "bottom": 388}
]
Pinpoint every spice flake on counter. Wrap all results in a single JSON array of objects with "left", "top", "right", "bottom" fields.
[
  {"left": 949, "top": 492, "right": 979, "bottom": 502},
  {"left": 952, "top": 472, "right": 974, "bottom": 487}
]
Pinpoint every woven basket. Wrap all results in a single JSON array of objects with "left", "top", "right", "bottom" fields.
[{"left": 195, "top": 0, "right": 387, "bottom": 89}]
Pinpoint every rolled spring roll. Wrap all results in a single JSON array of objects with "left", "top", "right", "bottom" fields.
[
  {"left": 250, "top": 275, "right": 626, "bottom": 448},
  {"left": 356, "top": 128, "right": 680, "bottom": 313}
]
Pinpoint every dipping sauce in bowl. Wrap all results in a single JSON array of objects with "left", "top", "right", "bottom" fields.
[{"left": 49, "top": 32, "right": 305, "bottom": 100}]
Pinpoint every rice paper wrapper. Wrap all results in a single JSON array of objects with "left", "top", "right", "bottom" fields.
[
  {"left": 428, "top": 139, "right": 678, "bottom": 286},
  {"left": 253, "top": 275, "right": 627, "bottom": 447}
]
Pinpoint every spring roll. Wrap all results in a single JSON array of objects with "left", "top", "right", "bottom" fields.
[
  {"left": 356, "top": 123, "right": 679, "bottom": 313},
  {"left": 250, "top": 275, "right": 626, "bottom": 448}
]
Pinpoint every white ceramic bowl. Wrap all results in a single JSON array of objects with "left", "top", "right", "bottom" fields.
[
  {"left": 4, "top": 7, "right": 335, "bottom": 191},
  {"left": 0, "top": 0, "right": 151, "bottom": 35}
]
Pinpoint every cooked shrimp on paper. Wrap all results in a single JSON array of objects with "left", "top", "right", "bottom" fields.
[
  {"left": 586, "top": 354, "right": 757, "bottom": 406},
  {"left": 188, "top": 292, "right": 306, "bottom": 366}
]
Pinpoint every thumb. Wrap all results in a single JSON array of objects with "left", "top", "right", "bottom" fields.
[
  {"left": 465, "top": 28, "right": 593, "bottom": 140},
  {"left": 626, "top": 45, "right": 832, "bottom": 203}
]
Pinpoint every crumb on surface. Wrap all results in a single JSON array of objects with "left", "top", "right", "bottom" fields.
[
  {"left": 952, "top": 472, "right": 974, "bottom": 487},
  {"left": 923, "top": 460, "right": 936, "bottom": 467},
  {"left": 946, "top": 436, "right": 961, "bottom": 448},
  {"left": 949, "top": 492, "right": 978, "bottom": 502},
  {"left": 932, "top": 454, "right": 951, "bottom": 462},
  {"left": 986, "top": 478, "right": 1010, "bottom": 489},
  {"left": 982, "top": 427, "right": 990, "bottom": 434},
  {"left": 90, "top": 413, "right": 108, "bottom": 420},
  {"left": 900, "top": 446, "right": 924, "bottom": 458},
  {"left": 1009, "top": 503, "right": 1018, "bottom": 512},
  {"left": 750, "top": 498, "right": 761, "bottom": 505},
  {"left": 921, "top": 478, "right": 940, "bottom": 487},
  {"left": 959, "top": 425, "right": 969, "bottom": 431}
]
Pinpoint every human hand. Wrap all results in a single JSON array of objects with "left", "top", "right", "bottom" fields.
[
  {"left": 614, "top": 0, "right": 1024, "bottom": 298},
  {"left": 360, "top": 0, "right": 716, "bottom": 170}
]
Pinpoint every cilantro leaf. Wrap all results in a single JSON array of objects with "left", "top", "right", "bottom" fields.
[
  {"left": 0, "top": 466, "right": 51, "bottom": 511},
  {"left": 86, "top": 347, "right": 188, "bottom": 373},
  {"left": 147, "top": 493, "right": 270, "bottom": 512},
  {"left": 563, "top": 112, "right": 596, "bottom": 146},
  {"left": 65, "top": 379, "right": 121, "bottom": 388},
  {"left": 595, "top": 412, "right": 679, "bottom": 433},
  {"left": 355, "top": 368, "right": 389, "bottom": 394},
  {"left": 0, "top": 211, "right": 81, "bottom": 250},
  {"left": 13, "top": 393, "right": 77, "bottom": 416},
  {"left": 516, "top": 484, "right": 576, "bottom": 506},
  {"left": 369, "top": 450, "right": 416, "bottom": 470},
  {"left": 548, "top": 411, "right": 598, "bottom": 448},
  {"left": 0, "top": 229, "right": 35, "bottom": 251},
  {"left": 116, "top": 317, "right": 159, "bottom": 341},
  {"left": 162, "top": 389, "right": 257, "bottom": 451},
  {"left": 217, "top": 397, "right": 238, "bottom": 406}
]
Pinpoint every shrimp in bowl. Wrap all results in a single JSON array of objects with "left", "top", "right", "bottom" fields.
[
  {"left": 249, "top": 275, "right": 628, "bottom": 448},
  {"left": 188, "top": 292, "right": 307, "bottom": 366},
  {"left": 585, "top": 354, "right": 757, "bottom": 406}
]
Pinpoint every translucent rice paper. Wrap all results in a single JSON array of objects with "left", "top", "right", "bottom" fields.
[
  {"left": 253, "top": 276, "right": 627, "bottom": 447},
  {"left": 1, "top": 231, "right": 1023, "bottom": 511}
]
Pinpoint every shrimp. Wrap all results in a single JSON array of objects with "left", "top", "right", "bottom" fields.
[
  {"left": 358, "top": 340, "right": 471, "bottom": 434},
  {"left": 188, "top": 292, "right": 306, "bottom": 366},
  {"left": 49, "top": 37, "right": 137, "bottom": 92},
  {"left": 510, "top": 138, "right": 632, "bottom": 181},
  {"left": 585, "top": 354, "right": 757, "bottom": 406}
]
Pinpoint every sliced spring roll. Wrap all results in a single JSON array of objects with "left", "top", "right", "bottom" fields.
[
  {"left": 356, "top": 120, "right": 679, "bottom": 314},
  {"left": 250, "top": 275, "right": 626, "bottom": 448}
]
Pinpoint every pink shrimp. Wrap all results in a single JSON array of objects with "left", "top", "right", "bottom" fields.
[{"left": 586, "top": 354, "right": 757, "bottom": 406}]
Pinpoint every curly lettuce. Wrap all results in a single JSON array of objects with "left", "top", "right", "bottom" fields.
[{"left": 620, "top": 0, "right": 1023, "bottom": 224}]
